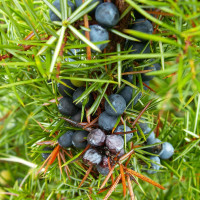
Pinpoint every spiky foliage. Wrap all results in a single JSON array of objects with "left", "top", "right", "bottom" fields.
[{"left": 0, "top": 0, "right": 200, "bottom": 199}]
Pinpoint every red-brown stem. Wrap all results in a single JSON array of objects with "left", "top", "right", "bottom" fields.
[
  {"left": 103, "top": 174, "right": 122, "bottom": 200},
  {"left": 78, "top": 164, "right": 93, "bottom": 188},
  {"left": 127, "top": 174, "right": 135, "bottom": 200},
  {"left": 132, "top": 100, "right": 152, "bottom": 128},
  {"left": 82, "top": 0, "right": 91, "bottom": 60}
]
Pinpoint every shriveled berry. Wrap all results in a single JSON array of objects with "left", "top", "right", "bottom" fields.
[
  {"left": 114, "top": 125, "right": 133, "bottom": 142},
  {"left": 72, "top": 130, "right": 88, "bottom": 149},
  {"left": 58, "top": 97, "right": 78, "bottom": 116},
  {"left": 147, "top": 138, "right": 162, "bottom": 154},
  {"left": 105, "top": 94, "right": 126, "bottom": 116},
  {"left": 98, "top": 111, "right": 118, "bottom": 131},
  {"left": 101, "top": 156, "right": 109, "bottom": 168},
  {"left": 95, "top": 2, "right": 119, "bottom": 28},
  {"left": 106, "top": 135, "right": 124, "bottom": 154},
  {"left": 130, "top": 19, "right": 153, "bottom": 37},
  {"left": 49, "top": 0, "right": 75, "bottom": 22},
  {"left": 73, "top": 87, "right": 93, "bottom": 108},
  {"left": 58, "top": 79, "right": 77, "bottom": 97},
  {"left": 41, "top": 147, "right": 54, "bottom": 160},
  {"left": 87, "top": 25, "right": 109, "bottom": 52},
  {"left": 146, "top": 156, "right": 161, "bottom": 174},
  {"left": 87, "top": 129, "right": 106, "bottom": 147},
  {"left": 58, "top": 131, "right": 73, "bottom": 148},
  {"left": 75, "top": 0, "right": 103, "bottom": 14},
  {"left": 159, "top": 142, "right": 174, "bottom": 159},
  {"left": 83, "top": 149, "right": 102, "bottom": 165}
]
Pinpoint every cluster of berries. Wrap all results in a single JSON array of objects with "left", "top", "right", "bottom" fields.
[
  {"left": 57, "top": 79, "right": 93, "bottom": 122},
  {"left": 137, "top": 122, "right": 174, "bottom": 174},
  {"left": 50, "top": 0, "right": 119, "bottom": 52},
  {"left": 42, "top": 0, "right": 175, "bottom": 176}
]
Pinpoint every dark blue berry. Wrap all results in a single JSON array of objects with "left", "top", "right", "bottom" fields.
[
  {"left": 41, "top": 147, "right": 53, "bottom": 160},
  {"left": 159, "top": 142, "right": 174, "bottom": 159},
  {"left": 58, "top": 79, "right": 77, "bottom": 97},
  {"left": 128, "top": 41, "right": 150, "bottom": 55},
  {"left": 146, "top": 156, "right": 161, "bottom": 174},
  {"left": 147, "top": 138, "right": 162, "bottom": 154},
  {"left": 75, "top": 0, "right": 103, "bottom": 14},
  {"left": 96, "top": 156, "right": 109, "bottom": 176},
  {"left": 95, "top": 2, "right": 119, "bottom": 28},
  {"left": 105, "top": 135, "right": 124, "bottom": 154},
  {"left": 72, "top": 130, "right": 88, "bottom": 149},
  {"left": 130, "top": 19, "right": 153, "bottom": 38},
  {"left": 98, "top": 111, "right": 118, "bottom": 131},
  {"left": 117, "top": 148, "right": 125, "bottom": 157},
  {"left": 105, "top": 94, "right": 126, "bottom": 116},
  {"left": 142, "top": 62, "right": 161, "bottom": 81},
  {"left": 119, "top": 86, "right": 141, "bottom": 105},
  {"left": 58, "top": 131, "right": 73, "bottom": 148},
  {"left": 123, "top": 66, "right": 134, "bottom": 83},
  {"left": 83, "top": 149, "right": 102, "bottom": 165},
  {"left": 71, "top": 110, "right": 84, "bottom": 122},
  {"left": 49, "top": 0, "right": 75, "bottom": 22},
  {"left": 65, "top": 49, "right": 81, "bottom": 62},
  {"left": 114, "top": 125, "right": 133, "bottom": 142},
  {"left": 87, "top": 129, "right": 106, "bottom": 147},
  {"left": 97, "top": 165, "right": 109, "bottom": 176},
  {"left": 72, "top": 87, "right": 93, "bottom": 108},
  {"left": 137, "top": 123, "right": 155, "bottom": 142},
  {"left": 87, "top": 25, "right": 109, "bottom": 52},
  {"left": 58, "top": 97, "right": 78, "bottom": 116}
]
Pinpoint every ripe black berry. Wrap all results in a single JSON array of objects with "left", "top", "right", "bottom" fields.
[
  {"left": 159, "top": 142, "right": 174, "bottom": 159},
  {"left": 105, "top": 94, "right": 126, "bottom": 116},
  {"left": 105, "top": 135, "right": 124, "bottom": 154},
  {"left": 119, "top": 86, "right": 141, "bottom": 105},
  {"left": 117, "top": 148, "right": 125, "bottom": 157},
  {"left": 142, "top": 62, "right": 161, "bottom": 81},
  {"left": 130, "top": 19, "right": 153, "bottom": 37},
  {"left": 72, "top": 87, "right": 93, "bottom": 108},
  {"left": 71, "top": 110, "right": 83, "bottom": 122},
  {"left": 58, "top": 79, "right": 77, "bottom": 97},
  {"left": 95, "top": 2, "right": 119, "bottom": 28},
  {"left": 83, "top": 149, "right": 102, "bottom": 165},
  {"left": 97, "top": 165, "right": 109, "bottom": 176},
  {"left": 72, "top": 130, "right": 89, "bottom": 149},
  {"left": 87, "top": 25, "right": 109, "bottom": 52},
  {"left": 87, "top": 129, "right": 106, "bottom": 147},
  {"left": 98, "top": 111, "right": 118, "bottom": 131},
  {"left": 123, "top": 66, "right": 134, "bottom": 83},
  {"left": 49, "top": 0, "right": 75, "bottom": 22},
  {"left": 147, "top": 138, "right": 162, "bottom": 154},
  {"left": 114, "top": 125, "right": 133, "bottom": 142},
  {"left": 128, "top": 41, "right": 150, "bottom": 55},
  {"left": 58, "top": 97, "right": 78, "bottom": 116},
  {"left": 96, "top": 156, "right": 109, "bottom": 176},
  {"left": 146, "top": 156, "right": 161, "bottom": 174},
  {"left": 41, "top": 147, "right": 54, "bottom": 160},
  {"left": 57, "top": 131, "right": 73, "bottom": 148}
]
